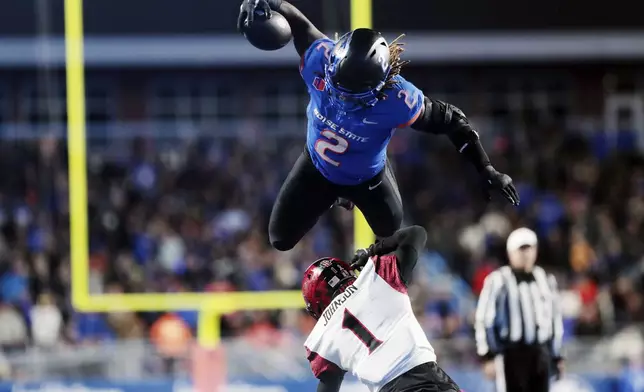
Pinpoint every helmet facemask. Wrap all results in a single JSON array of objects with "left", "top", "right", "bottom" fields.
[{"left": 324, "top": 30, "right": 392, "bottom": 112}]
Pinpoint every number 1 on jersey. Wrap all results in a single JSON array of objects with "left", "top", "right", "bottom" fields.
[
  {"left": 314, "top": 129, "right": 348, "bottom": 167},
  {"left": 342, "top": 309, "right": 383, "bottom": 354}
]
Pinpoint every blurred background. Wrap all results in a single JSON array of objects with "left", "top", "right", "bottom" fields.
[{"left": 0, "top": 0, "right": 644, "bottom": 391}]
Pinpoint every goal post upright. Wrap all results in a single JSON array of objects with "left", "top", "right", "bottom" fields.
[{"left": 350, "top": 0, "right": 376, "bottom": 250}]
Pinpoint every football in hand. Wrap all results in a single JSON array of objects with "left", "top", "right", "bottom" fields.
[{"left": 243, "top": 10, "right": 292, "bottom": 51}]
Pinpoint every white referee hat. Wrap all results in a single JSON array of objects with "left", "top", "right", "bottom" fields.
[{"left": 506, "top": 227, "right": 538, "bottom": 252}]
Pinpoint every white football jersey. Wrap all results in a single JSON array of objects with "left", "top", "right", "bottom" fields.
[{"left": 304, "top": 254, "right": 436, "bottom": 392}]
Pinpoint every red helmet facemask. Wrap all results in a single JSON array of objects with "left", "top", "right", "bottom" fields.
[{"left": 301, "top": 257, "right": 356, "bottom": 320}]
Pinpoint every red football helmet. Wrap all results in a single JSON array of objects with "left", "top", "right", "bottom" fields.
[{"left": 302, "top": 257, "right": 356, "bottom": 319}]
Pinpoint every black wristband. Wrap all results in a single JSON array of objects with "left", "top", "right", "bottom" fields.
[{"left": 461, "top": 138, "right": 491, "bottom": 173}]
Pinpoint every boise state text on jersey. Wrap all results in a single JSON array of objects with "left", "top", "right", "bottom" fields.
[{"left": 300, "top": 38, "right": 424, "bottom": 185}]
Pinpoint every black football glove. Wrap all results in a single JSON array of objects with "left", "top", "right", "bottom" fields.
[
  {"left": 350, "top": 248, "right": 371, "bottom": 272},
  {"left": 349, "top": 240, "right": 386, "bottom": 271},
  {"left": 482, "top": 165, "right": 520, "bottom": 206},
  {"left": 237, "top": 0, "right": 282, "bottom": 31}
]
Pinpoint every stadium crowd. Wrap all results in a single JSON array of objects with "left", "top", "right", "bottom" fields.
[{"left": 0, "top": 120, "right": 642, "bottom": 356}]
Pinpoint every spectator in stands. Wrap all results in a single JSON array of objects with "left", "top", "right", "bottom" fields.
[
  {"left": 0, "top": 124, "right": 642, "bottom": 351},
  {"left": 104, "top": 283, "right": 145, "bottom": 340},
  {"left": 0, "top": 302, "right": 27, "bottom": 351},
  {"left": 30, "top": 292, "right": 62, "bottom": 348},
  {"left": 0, "top": 352, "right": 10, "bottom": 380}
]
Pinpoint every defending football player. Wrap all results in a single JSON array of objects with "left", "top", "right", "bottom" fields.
[
  {"left": 301, "top": 225, "right": 461, "bottom": 392},
  {"left": 238, "top": 1, "right": 520, "bottom": 251}
]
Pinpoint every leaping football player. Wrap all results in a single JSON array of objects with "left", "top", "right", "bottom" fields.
[
  {"left": 238, "top": 0, "right": 520, "bottom": 252},
  {"left": 300, "top": 225, "right": 461, "bottom": 392}
]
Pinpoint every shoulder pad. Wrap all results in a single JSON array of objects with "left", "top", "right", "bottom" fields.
[
  {"left": 300, "top": 38, "right": 334, "bottom": 87},
  {"left": 382, "top": 75, "right": 424, "bottom": 129}
]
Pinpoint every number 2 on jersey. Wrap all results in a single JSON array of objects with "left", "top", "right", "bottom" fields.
[
  {"left": 314, "top": 129, "right": 348, "bottom": 167},
  {"left": 397, "top": 89, "right": 419, "bottom": 110},
  {"left": 342, "top": 309, "right": 383, "bottom": 354}
]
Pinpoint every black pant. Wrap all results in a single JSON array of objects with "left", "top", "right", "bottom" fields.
[
  {"left": 269, "top": 149, "right": 403, "bottom": 251},
  {"left": 496, "top": 345, "right": 550, "bottom": 392},
  {"left": 380, "top": 362, "right": 461, "bottom": 392}
]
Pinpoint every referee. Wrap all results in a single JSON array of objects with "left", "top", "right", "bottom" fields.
[{"left": 475, "top": 227, "right": 564, "bottom": 392}]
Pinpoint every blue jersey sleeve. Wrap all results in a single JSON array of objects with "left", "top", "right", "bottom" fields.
[
  {"left": 300, "top": 38, "right": 334, "bottom": 89},
  {"left": 384, "top": 76, "right": 424, "bottom": 129}
]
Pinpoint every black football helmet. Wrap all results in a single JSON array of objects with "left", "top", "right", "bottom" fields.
[{"left": 324, "top": 28, "right": 391, "bottom": 112}]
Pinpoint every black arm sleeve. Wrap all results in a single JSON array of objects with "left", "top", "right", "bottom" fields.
[
  {"left": 275, "top": 1, "right": 327, "bottom": 57},
  {"left": 370, "top": 226, "right": 427, "bottom": 285},
  {"left": 316, "top": 371, "right": 344, "bottom": 392},
  {"left": 411, "top": 96, "right": 491, "bottom": 172}
]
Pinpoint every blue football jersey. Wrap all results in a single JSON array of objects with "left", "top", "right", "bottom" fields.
[{"left": 300, "top": 38, "right": 424, "bottom": 185}]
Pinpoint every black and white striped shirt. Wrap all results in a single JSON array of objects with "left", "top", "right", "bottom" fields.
[{"left": 475, "top": 265, "right": 564, "bottom": 360}]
